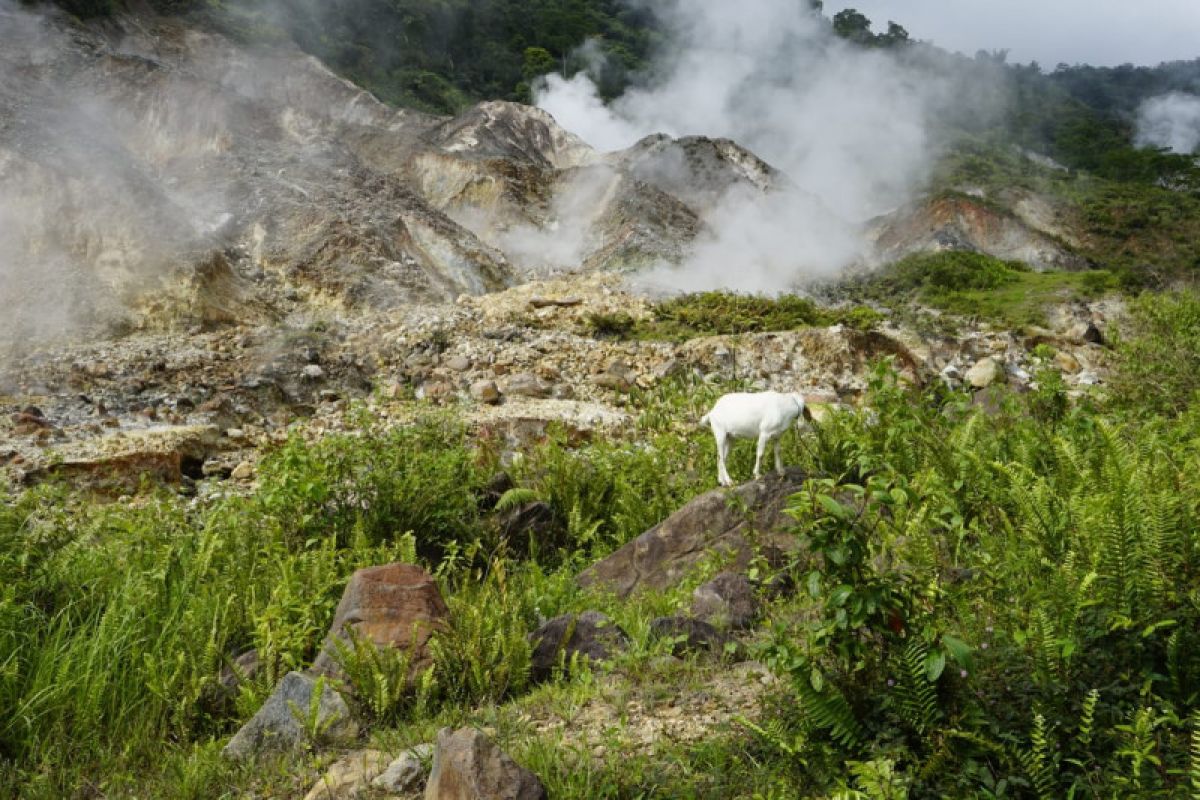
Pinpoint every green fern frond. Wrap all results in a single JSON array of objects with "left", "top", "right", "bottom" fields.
[
  {"left": 893, "top": 640, "right": 940, "bottom": 735},
  {"left": 848, "top": 758, "right": 909, "bottom": 800},
  {"left": 494, "top": 487, "right": 541, "bottom": 512},
  {"left": 1017, "top": 713, "right": 1059, "bottom": 800},
  {"left": 1189, "top": 712, "right": 1200, "bottom": 800},
  {"left": 1076, "top": 688, "right": 1099, "bottom": 749},
  {"left": 795, "top": 669, "right": 867, "bottom": 750}
]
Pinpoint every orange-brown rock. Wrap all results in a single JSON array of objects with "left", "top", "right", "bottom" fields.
[{"left": 311, "top": 564, "right": 450, "bottom": 679}]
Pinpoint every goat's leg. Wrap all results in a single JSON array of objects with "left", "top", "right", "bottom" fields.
[
  {"left": 753, "top": 432, "right": 768, "bottom": 480},
  {"left": 716, "top": 431, "right": 733, "bottom": 486},
  {"left": 774, "top": 436, "right": 784, "bottom": 474}
]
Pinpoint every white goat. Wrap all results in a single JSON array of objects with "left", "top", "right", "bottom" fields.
[{"left": 700, "top": 391, "right": 808, "bottom": 487}]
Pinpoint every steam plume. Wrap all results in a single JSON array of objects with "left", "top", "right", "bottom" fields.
[
  {"left": 1136, "top": 92, "right": 1200, "bottom": 154},
  {"left": 535, "top": 0, "right": 986, "bottom": 293}
]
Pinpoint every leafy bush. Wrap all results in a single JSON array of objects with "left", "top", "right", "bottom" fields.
[
  {"left": 890, "top": 251, "right": 1027, "bottom": 293},
  {"left": 1109, "top": 289, "right": 1200, "bottom": 416},
  {"left": 756, "top": 360, "right": 1200, "bottom": 797}
]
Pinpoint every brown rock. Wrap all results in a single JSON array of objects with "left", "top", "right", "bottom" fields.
[
  {"left": 311, "top": 564, "right": 450, "bottom": 679},
  {"left": 424, "top": 727, "right": 546, "bottom": 800},
  {"left": 577, "top": 469, "right": 805, "bottom": 598},
  {"left": 594, "top": 361, "right": 637, "bottom": 392},
  {"left": 421, "top": 380, "right": 456, "bottom": 403},
  {"left": 1054, "top": 350, "right": 1081, "bottom": 374}
]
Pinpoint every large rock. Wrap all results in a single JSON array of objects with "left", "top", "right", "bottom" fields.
[
  {"left": 223, "top": 671, "right": 357, "bottom": 760},
  {"left": 577, "top": 469, "right": 805, "bottom": 598},
  {"left": 311, "top": 564, "right": 450, "bottom": 679},
  {"left": 691, "top": 572, "right": 759, "bottom": 630},
  {"left": 425, "top": 727, "right": 546, "bottom": 800},
  {"left": 528, "top": 611, "right": 629, "bottom": 683},
  {"left": 965, "top": 357, "right": 1004, "bottom": 389}
]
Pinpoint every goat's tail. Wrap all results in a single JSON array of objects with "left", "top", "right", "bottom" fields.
[{"left": 699, "top": 412, "right": 710, "bottom": 427}]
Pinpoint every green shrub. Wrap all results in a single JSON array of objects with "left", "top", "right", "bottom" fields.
[
  {"left": 890, "top": 251, "right": 1027, "bottom": 293},
  {"left": 1109, "top": 289, "right": 1200, "bottom": 416}
]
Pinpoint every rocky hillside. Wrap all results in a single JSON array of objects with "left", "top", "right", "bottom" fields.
[{"left": 0, "top": 5, "right": 774, "bottom": 352}]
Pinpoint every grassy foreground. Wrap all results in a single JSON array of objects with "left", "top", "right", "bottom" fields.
[{"left": 2, "top": 293, "right": 1200, "bottom": 798}]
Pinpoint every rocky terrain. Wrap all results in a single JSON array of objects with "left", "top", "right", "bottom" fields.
[
  {"left": 0, "top": 6, "right": 1127, "bottom": 498},
  {"left": 0, "top": 261, "right": 1117, "bottom": 493}
]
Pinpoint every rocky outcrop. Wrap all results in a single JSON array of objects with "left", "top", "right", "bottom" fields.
[
  {"left": 223, "top": 671, "right": 357, "bottom": 760},
  {"left": 311, "top": 564, "right": 450, "bottom": 679},
  {"left": 868, "top": 192, "right": 1088, "bottom": 272},
  {"left": 528, "top": 611, "right": 630, "bottom": 683},
  {"left": 425, "top": 727, "right": 547, "bottom": 800},
  {"left": 577, "top": 469, "right": 806, "bottom": 598}
]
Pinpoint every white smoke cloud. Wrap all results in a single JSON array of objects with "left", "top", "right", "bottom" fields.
[
  {"left": 1136, "top": 92, "right": 1200, "bottom": 154},
  {"left": 493, "top": 164, "right": 621, "bottom": 274},
  {"left": 534, "top": 0, "right": 975, "bottom": 294}
]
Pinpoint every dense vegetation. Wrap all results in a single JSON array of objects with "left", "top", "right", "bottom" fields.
[
  {"left": 3, "top": 290, "right": 1200, "bottom": 797},
  {"left": 835, "top": 250, "right": 1118, "bottom": 329}
]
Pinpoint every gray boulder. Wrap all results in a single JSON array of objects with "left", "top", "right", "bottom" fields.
[
  {"left": 577, "top": 469, "right": 804, "bottom": 598},
  {"left": 373, "top": 743, "right": 436, "bottom": 793},
  {"left": 223, "top": 671, "right": 357, "bottom": 760},
  {"left": 425, "top": 727, "right": 546, "bottom": 800}
]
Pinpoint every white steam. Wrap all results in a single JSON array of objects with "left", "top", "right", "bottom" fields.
[
  {"left": 0, "top": 1, "right": 234, "bottom": 356},
  {"left": 535, "top": 0, "right": 973, "bottom": 293},
  {"left": 1136, "top": 92, "right": 1200, "bottom": 154}
]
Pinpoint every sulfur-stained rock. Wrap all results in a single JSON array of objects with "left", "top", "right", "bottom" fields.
[{"left": 304, "top": 749, "right": 391, "bottom": 800}]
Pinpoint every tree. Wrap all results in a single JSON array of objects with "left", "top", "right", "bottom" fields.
[
  {"left": 522, "top": 46, "right": 556, "bottom": 82},
  {"left": 832, "top": 8, "right": 873, "bottom": 45}
]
